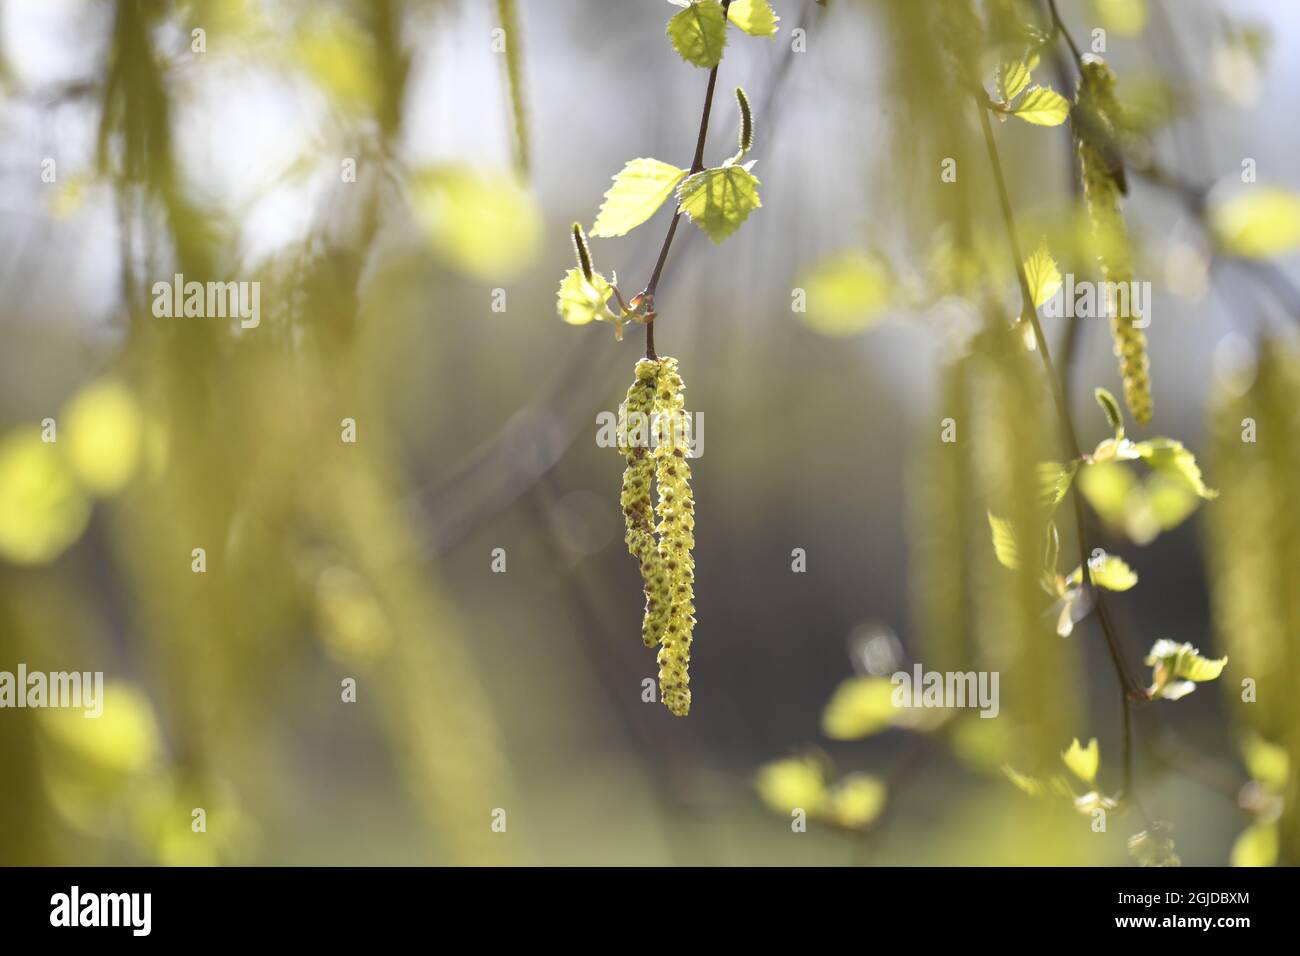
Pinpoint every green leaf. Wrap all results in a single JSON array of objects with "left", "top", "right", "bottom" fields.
[
  {"left": 997, "top": 59, "right": 1031, "bottom": 103},
  {"left": 1038, "top": 460, "right": 1078, "bottom": 509},
  {"left": 821, "top": 677, "right": 895, "bottom": 740},
  {"left": 556, "top": 267, "right": 613, "bottom": 327},
  {"left": 676, "top": 164, "right": 762, "bottom": 243},
  {"left": 1023, "top": 236, "right": 1062, "bottom": 308},
  {"left": 0, "top": 430, "right": 92, "bottom": 565},
  {"left": 727, "top": 0, "right": 780, "bottom": 38},
  {"left": 667, "top": 0, "right": 728, "bottom": 68},
  {"left": 1061, "top": 737, "right": 1100, "bottom": 785},
  {"left": 1144, "top": 639, "right": 1228, "bottom": 700},
  {"left": 409, "top": 165, "right": 542, "bottom": 279},
  {"left": 1230, "top": 821, "right": 1279, "bottom": 867},
  {"left": 1002, "top": 765, "right": 1074, "bottom": 800},
  {"left": 589, "top": 158, "right": 687, "bottom": 238},
  {"left": 987, "top": 512, "right": 1020, "bottom": 570},
  {"left": 1087, "top": 554, "right": 1139, "bottom": 591},
  {"left": 1209, "top": 187, "right": 1300, "bottom": 258},
  {"left": 755, "top": 755, "right": 828, "bottom": 815},
  {"left": 795, "top": 252, "right": 892, "bottom": 336},
  {"left": 1094, "top": 0, "right": 1149, "bottom": 37},
  {"left": 826, "top": 774, "right": 887, "bottom": 828},
  {"left": 1241, "top": 735, "right": 1289, "bottom": 790},
  {"left": 1094, "top": 387, "right": 1125, "bottom": 436},
  {"left": 1011, "top": 85, "right": 1070, "bottom": 126},
  {"left": 1133, "top": 437, "right": 1218, "bottom": 499}
]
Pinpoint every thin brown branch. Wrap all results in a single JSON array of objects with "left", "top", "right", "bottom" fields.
[{"left": 642, "top": 0, "right": 734, "bottom": 359}]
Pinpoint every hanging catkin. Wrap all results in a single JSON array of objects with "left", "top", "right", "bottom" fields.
[
  {"left": 1206, "top": 341, "right": 1300, "bottom": 862},
  {"left": 652, "top": 357, "right": 696, "bottom": 717},
  {"left": 1075, "top": 56, "right": 1153, "bottom": 425},
  {"left": 620, "top": 359, "right": 671, "bottom": 648}
]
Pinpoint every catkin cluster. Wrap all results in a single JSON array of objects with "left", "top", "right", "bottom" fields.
[
  {"left": 1076, "top": 57, "right": 1153, "bottom": 426},
  {"left": 617, "top": 356, "right": 696, "bottom": 716}
]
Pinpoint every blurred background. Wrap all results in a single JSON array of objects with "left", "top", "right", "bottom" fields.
[{"left": 1, "top": 0, "right": 1297, "bottom": 866}]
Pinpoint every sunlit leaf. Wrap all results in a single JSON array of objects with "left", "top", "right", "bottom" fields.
[
  {"left": 727, "top": 0, "right": 779, "bottom": 38},
  {"left": 409, "top": 166, "right": 542, "bottom": 280},
  {"left": 1038, "top": 460, "right": 1078, "bottom": 509},
  {"left": 1230, "top": 821, "right": 1278, "bottom": 867},
  {"left": 1144, "top": 639, "right": 1228, "bottom": 700},
  {"left": 1241, "top": 735, "right": 1289, "bottom": 790},
  {"left": 826, "top": 773, "right": 886, "bottom": 828},
  {"left": 590, "top": 158, "right": 687, "bottom": 238},
  {"left": 676, "top": 163, "right": 761, "bottom": 243},
  {"left": 1023, "top": 236, "right": 1062, "bottom": 308},
  {"left": 821, "top": 676, "right": 895, "bottom": 740},
  {"left": 1092, "top": 0, "right": 1148, "bottom": 37},
  {"left": 1061, "top": 737, "right": 1100, "bottom": 785},
  {"left": 755, "top": 755, "right": 828, "bottom": 815},
  {"left": 1011, "top": 86, "right": 1070, "bottom": 126},
  {"left": 997, "top": 59, "right": 1031, "bottom": 103},
  {"left": 556, "top": 267, "right": 613, "bottom": 327},
  {"left": 1086, "top": 554, "right": 1138, "bottom": 591},
  {"left": 61, "top": 379, "right": 143, "bottom": 497},
  {"left": 667, "top": 0, "right": 728, "bottom": 68},
  {"left": 40, "top": 682, "right": 160, "bottom": 775},
  {"left": 796, "top": 252, "right": 892, "bottom": 336},
  {"left": 0, "top": 431, "right": 92, "bottom": 565},
  {"left": 1210, "top": 187, "right": 1300, "bottom": 259},
  {"left": 1134, "top": 437, "right": 1218, "bottom": 499},
  {"left": 987, "top": 512, "right": 1020, "bottom": 570}
]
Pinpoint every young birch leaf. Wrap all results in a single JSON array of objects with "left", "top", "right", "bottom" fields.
[
  {"left": 677, "top": 164, "right": 761, "bottom": 243},
  {"left": 1087, "top": 554, "right": 1138, "bottom": 591},
  {"left": 726, "top": 0, "right": 780, "bottom": 38},
  {"left": 556, "top": 267, "right": 613, "bottom": 327},
  {"left": 1209, "top": 186, "right": 1300, "bottom": 258},
  {"left": 996, "top": 59, "right": 1031, "bottom": 103},
  {"left": 667, "top": 0, "right": 728, "bottom": 68},
  {"left": 1133, "top": 438, "right": 1218, "bottom": 499},
  {"left": 1061, "top": 737, "right": 1100, "bottom": 786},
  {"left": 1144, "top": 639, "right": 1228, "bottom": 700},
  {"left": 821, "top": 677, "right": 896, "bottom": 739},
  {"left": 1038, "top": 460, "right": 1078, "bottom": 509},
  {"left": 1011, "top": 86, "right": 1070, "bottom": 126},
  {"left": 1094, "top": 387, "right": 1126, "bottom": 437},
  {"left": 1023, "top": 236, "right": 1063, "bottom": 308},
  {"left": 987, "top": 512, "right": 1020, "bottom": 570},
  {"left": 590, "top": 158, "right": 687, "bottom": 238}
]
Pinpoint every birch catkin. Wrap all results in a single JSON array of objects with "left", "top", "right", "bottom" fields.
[
  {"left": 652, "top": 357, "right": 696, "bottom": 717},
  {"left": 620, "top": 359, "right": 671, "bottom": 648},
  {"left": 1076, "top": 57, "right": 1153, "bottom": 425}
]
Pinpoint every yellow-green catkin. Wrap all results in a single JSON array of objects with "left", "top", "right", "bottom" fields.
[
  {"left": 1076, "top": 57, "right": 1153, "bottom": 426},
  {"left": 620, "top": 359, "right": 671, "bottom": 648},
  {"left": 1207, "top": 341, "right": 1300, "bottom": 862},
  {"left": 652, "top": 357, "right": 696, "bottom": 717},
  {"left": 968, "top": 329, "right": 1079, "bottom": 771}
]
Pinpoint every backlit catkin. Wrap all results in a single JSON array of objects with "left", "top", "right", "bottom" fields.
[
  {"left": 1076, "top": 57, "right": 1152, "bottom": 425},
  {"left": 653, "top": 357, "right": 696, "bottom": 717},
  {"left": 620, "top": 359, "right": 671, "bottom": 648}
]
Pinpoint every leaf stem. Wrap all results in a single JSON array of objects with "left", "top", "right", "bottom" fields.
[{"left": 643, "top": 0, "right": 734, "bottom": 359}]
